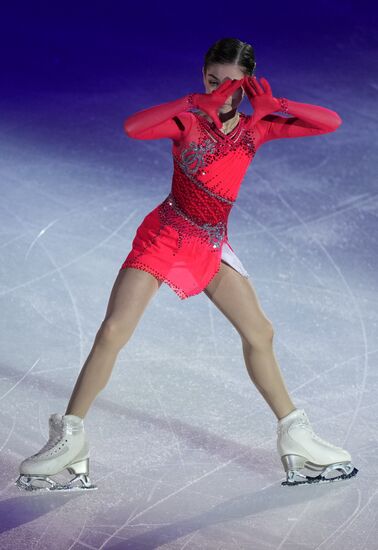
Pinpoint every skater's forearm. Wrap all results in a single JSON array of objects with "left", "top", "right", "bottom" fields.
[
  {"left": 279, "top": 98, "right": 342, "bottom": 131},
  {"left": 123, "top": 95, "right": 193, "bottom": 140},
  {"left": 258, "top": 98, "right": 342, "bottom": 141}
]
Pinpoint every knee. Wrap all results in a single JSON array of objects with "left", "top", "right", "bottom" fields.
[
  {"left": 241, "top": 321, "right": 274, "bottom": 349},
  {"left": 96, "top": 318, "right": 130, "bottom": 348}
]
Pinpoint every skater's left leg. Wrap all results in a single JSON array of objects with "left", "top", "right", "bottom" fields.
[
  {"left": 204, "top": 260, "right": 296, "bottom": 421},
  {"left": 204, "top": 261, "right": 359, "bottom": 486}
]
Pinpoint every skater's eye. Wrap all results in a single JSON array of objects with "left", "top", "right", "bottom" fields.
[{"left": 209, "top": 81, "right": 218, "bottom": 87}]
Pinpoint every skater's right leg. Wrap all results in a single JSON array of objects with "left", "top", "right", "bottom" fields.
[
  {"left": 16, "top": 267, "right": 162, "bottom": 492},
  {"left": 65, "top": 267, "right": 163, "bottom": 419}
]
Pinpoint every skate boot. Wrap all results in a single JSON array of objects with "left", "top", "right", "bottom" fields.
[
  {"left": 277, "top": 408, "right": 358, "bottom": 487},
  {"left": 15, "top": 413, "right": 97, "bottom": 492}
]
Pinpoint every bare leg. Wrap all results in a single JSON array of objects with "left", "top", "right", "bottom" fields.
[
  {"left": 65, "top": 267, "right": 163, "bottom": 419},
  {"left": 204, "top": 260, "right": 296, "bottom": 421}
]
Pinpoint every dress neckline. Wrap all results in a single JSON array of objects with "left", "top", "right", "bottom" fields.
[{"left": 192, "top": 110, "right": 244, "bottom": 142}]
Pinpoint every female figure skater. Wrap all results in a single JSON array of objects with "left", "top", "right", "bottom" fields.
[{"left": 16, "top": 37, "right": 358, "bottom": 492}]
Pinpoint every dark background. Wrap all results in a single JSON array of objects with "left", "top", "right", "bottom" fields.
[{"left": 1, "top": 0, "right": 376, "bottom": 94}]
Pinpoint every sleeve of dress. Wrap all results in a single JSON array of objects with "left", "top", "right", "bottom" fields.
[
  {"left": 123, "top": 94, "right": 195, "bottom": 142},
  {"left": 256, "top": 97, "right": 343, "bottom": 142}
]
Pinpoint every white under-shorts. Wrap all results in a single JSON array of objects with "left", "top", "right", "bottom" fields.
[{"left": 220, "top": 241, "right": 250, "bottom": 278}]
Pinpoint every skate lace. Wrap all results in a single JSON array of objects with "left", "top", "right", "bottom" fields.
[
  {"left": 31, "top": 421, "right": 65, "bottom": 457},
  {"left": 291, "top": 419, "right": 341, "bottom": 450}
]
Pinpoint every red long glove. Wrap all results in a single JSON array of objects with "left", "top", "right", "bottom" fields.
[
  {"left": 124, "top": 79, "right": 244, "bottom": 140},
  {"left": 243, "top": 75, "right": 342, "bottom": 139},
  {"left": 124, "top": 95, "right": 193, "bottom": 141},
  {"left": 190, "top": 78, "right": 244, "bottom": 129}
]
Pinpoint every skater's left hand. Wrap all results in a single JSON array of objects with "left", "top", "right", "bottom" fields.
[{"left": 242, "top": 75, "right": 281, "bottom": 127}]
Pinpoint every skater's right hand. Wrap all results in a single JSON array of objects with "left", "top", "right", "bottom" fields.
[{"left": 189, "top": 78, "right": 244, "bottom": 129}]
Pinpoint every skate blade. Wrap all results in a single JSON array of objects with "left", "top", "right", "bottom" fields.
[
  {"left": 282, "top": 463, "right": 359, "bottom": 487},
  {"left": 15, "top": 473, "right": 98, "bottom": 493}
]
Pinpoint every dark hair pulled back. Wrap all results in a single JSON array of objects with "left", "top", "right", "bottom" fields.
[{"left": 203, "top": 37, "right": 256, "bottom": 77}]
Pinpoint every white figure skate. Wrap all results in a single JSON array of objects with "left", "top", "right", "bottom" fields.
[
  {"left": 15, "top": 413, "right": 97, "bottom": 492},
  {"left": 277, "top": 408, "right": 358, "bottom": 487}
]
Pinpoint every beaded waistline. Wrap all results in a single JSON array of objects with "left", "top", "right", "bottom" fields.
[{"left": 159, "top": 192, "right": 227, "bottom": 249}]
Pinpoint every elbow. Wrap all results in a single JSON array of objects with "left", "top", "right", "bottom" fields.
[
  {"left": 123, "top": 116, "right": 140, "bottom": 139},
  {"left": 330, "top": 112, "right": 342, "bottom": 132},
  {"left": 322, "top": 114, "right": 342, "bottom": 134},
  {"left": 123, "top": 118, "right": 133, "bottom": 138}
]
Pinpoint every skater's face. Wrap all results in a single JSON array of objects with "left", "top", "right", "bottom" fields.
[{"left": 202, "top": 63, "right": 245, "bottom": 112}]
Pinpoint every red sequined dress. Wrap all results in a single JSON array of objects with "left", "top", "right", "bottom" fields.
[{"left": 120, "top": 93, "right": 342, "bottom": 299}]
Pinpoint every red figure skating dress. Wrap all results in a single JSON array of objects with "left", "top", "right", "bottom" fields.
[{"left": 120, "top": 90, "right": 341, "bottom": 299}]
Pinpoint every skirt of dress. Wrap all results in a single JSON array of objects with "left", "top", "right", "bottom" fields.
[{"left": 120, "top": 202, "right": 250, "bottom": 299}]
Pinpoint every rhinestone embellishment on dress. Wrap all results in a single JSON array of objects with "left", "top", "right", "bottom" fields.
[
  {"left": 158, "top": 193, "right": 227, "bottom": 250},
  {"left": 180, "top": 139, "right": 216, "bottom": 175}
]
